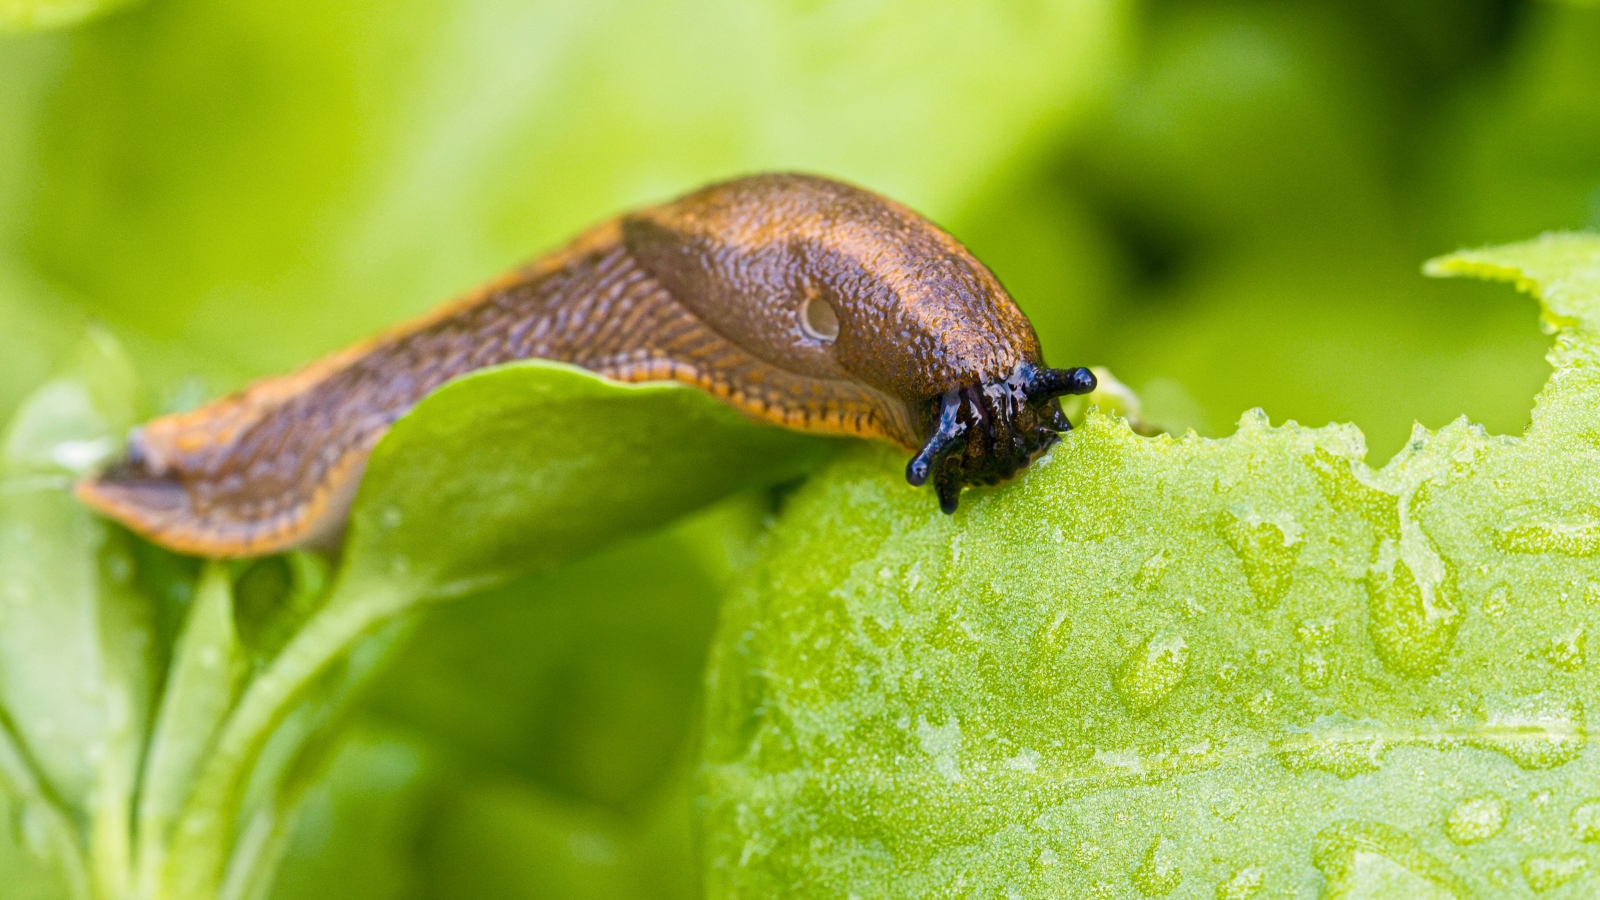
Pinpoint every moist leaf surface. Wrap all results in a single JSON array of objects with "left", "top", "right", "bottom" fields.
[{"left": 701, "top": 234, "right": 1600, "bottom": 899}]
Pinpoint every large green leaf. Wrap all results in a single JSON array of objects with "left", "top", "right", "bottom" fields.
[
  {"left": 699, "top": 234, "right": 1600, "bottom": 898},
  {"left": 153, "top": 361, "right": 836, "bottom": 898},
  {"left": 0, "top": 330, "right": 151, "bottom": 899}
]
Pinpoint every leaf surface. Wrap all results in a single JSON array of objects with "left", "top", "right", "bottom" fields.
[{"left": 700, "top": 234, "right": 1600, "bottom": 898}]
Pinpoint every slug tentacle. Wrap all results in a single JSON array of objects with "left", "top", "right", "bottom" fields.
[
  {"left": 901, "top": 363, "right": 1097, "bottom": 513},
  {"left": 78, "top": 173, "right": 1097, "bottom": 555}
]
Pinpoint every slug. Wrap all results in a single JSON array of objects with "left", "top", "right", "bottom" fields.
[{"left": 76, "top": 174, "right": 1096, "bottom": 557}]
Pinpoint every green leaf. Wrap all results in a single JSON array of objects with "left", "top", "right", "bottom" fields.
[
  {"left": 0, "top": 330, "right": 150, "bottom": 900},
  {"left": 156, "top": 361, "right": 835, "bottom": 898},
  {"left": 1424, "top": 231, "right": 1600, "bottom": 332},
  {"left": 133, "top": 562, "right": 245, "bottom": 899},
  {"left": 699, "top": 234, "right": 1600, "bottom": 898}
]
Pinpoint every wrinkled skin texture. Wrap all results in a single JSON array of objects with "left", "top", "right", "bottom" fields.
[{"left": 77, "top": 174, "right": 1095, "bottom": 555}]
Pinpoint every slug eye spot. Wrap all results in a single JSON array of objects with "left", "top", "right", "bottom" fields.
[{"left": 800, "top": 294, "right": 840, "bottom": 342}]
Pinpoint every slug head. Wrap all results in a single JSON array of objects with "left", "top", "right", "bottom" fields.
[
  {"left": 622, "top": 173, "right": 1096, "bottom": 513},
  {"left": 903, "top": 363, "right": 1096, "bottom": 513}
]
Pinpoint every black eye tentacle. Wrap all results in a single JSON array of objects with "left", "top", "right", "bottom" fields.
[
  {"left": 1020, "top": 365, "right": 1097, "bottom": 404},
  {"left": 905, "top": 390, "right": 968, "bottom": 487},
  {"left": 906, "top": 362, "right": 1095, "bottom": 515}
]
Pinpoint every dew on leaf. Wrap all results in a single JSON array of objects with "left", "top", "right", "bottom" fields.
[
  {"left": 378, "top": 505, "right": 403, "bottom": 529},
  {"left": 1029, "top": 609, "right": 1073, "bottom": 694},
  {"left": 1495, "top": 510, "right": 1600, "bottom": 557},
  {"left": 1299, "top": 652, "right": 1330, "bottom": 689},
  {"left": 1482, "top": 583, "right": 1511, "bottom": 619},
  {"left": 916, "top": 716, "right": 964, "bottom": 782},
  {"left": 1544, "top": 627, "right": 1587, "bottom": 671},
  {"left": 1444, "top": 795, "right": 1507, "bottom": 844},
  {"left": 1278, "top": 730, "right": 1385, "bottom": 778},
  {"left": 1469, "top": 695, "right": 1587, "bottom": 770},
  {"left": 1117, "top": 632, "right": 1189, "bottom": 714},
  {"left": 1005, "top": 748, "right": 1041, "bottom": 774},
  {"left": 1247, "top": 690, "right": 1275, "bottom": 716},
  {"left": 1215, "top": 866, "right": 1265, "bottom": 900},
  {"left": 1136, "top": 549, "right": 1170, "bottom": 590},
  {"left": 1313, "top": 820, "right": 1469, "bottom": 899},
  {"left": 1131, "top": 836, "right": 1182, "bottom": 896},
  {"left": 1305, "top": 447, "right": 1400, "bottom": 538},
  {"left": 1364, "top": 541, "right": 1462, "bottom": 677},
  {"left": 1522, "top": 853, "right": 1588, "bottom": 892},
  {"left": 1571, "top": 800, "right": 1600, "bottom": 843},
  {"left": 103, "top": 548, "right": 133, "bottom": 585},
  {"left": 1296, "top": 618, "right": 1337, "bottom": 646},
  {"left": 1219, "top": 512, "right": 1300, "bottom": 607}
]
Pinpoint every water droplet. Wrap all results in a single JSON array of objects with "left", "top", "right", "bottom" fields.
[
  {"left": 1313, "top": 820, "right": 1469, "bottom": 899},
  {"left": 1522, "top": 853, "right": 1588, "bottom": 892},
  {"left": 1219, "top": 512, "right": 1301, "bottom": 607},
  {"left": 1300, "top": 652, "right": 1330, "bottom": 689},
  {"left": 1364, "top": 541, "right": 1462, "bottom": 677},
  {"left": 103, "top": 549, "right": 133, "bottom": 585},
  {"left": 1117, "top": 632, "right": 1189, "bottom": 713},
  {"left": 1496, "top": 509, "right": 1600, "bottom": 556},
  {"left": 1545, "top": 628, "right": 1588, "bottom": 671},
  {"left": 379, "top": 506, "right": 403, "bottom": 529},
  {"left": 1305, "top": 447, "right": 1401, "bottom": 538},
  {"left": 1248, "top": 690, "right": 1276, "bottom": 716},
  {"left": 916, "top": 717, "right": 963, "bottom": 782},
  {"left": 1136, "top": 549, "right": 1170, "bottom": 590},
  {"left": 1482, "top": 583, "right": 1511, "bottom": 619},
  {"left": 1297, "top": 618, "right": 1337, "bottom": 646},
  {"left": 1077, "top": 840, "right": 1102, "bottom": 863},
  {"left": 1131, "top": 837, "right": 1182, "bottom": 896},
  {"left": 1572, "top": 800, "right": 1600, "bottom": 842},
  {"left": 1215, "top": 866, "right": 1265, "bottom": 899},
  {"left": 1444, "top": 796, "right": 1507, "bottom": 844},
  {"left": 1470, "top": 695, "right": 1587, "bottom": 769},
  {"left": 1029, "top": 610, "right": 1073, "bottom": 694},
  {"left": 1005, "top": 748, "right": 1041, "bottom": 774},
  {"left": 1279, "top": 730, "right": 1385, "bottom": 778}
]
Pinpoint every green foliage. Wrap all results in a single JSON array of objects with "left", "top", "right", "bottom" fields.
[
  {"left": 700, "top": 235, "right": 1600, "bottom": 897},
  {"left": 3, "top": 1, "right": 1600, "bottom": 898},
  {"left": 0, "top": 0, "right": 139, "bottom": 33}
]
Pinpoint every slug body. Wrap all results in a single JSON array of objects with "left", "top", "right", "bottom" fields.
[{"left": 77, "top": 174, "right": 1095, "bottom": 557}]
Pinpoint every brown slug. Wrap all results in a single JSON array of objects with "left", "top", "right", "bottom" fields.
[{"left": 76, "top": 174, "right": 1096, "bottom": 557}]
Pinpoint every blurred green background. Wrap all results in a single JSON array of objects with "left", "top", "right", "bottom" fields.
[{"left": 2, "top": 0, "right": 1598, "bottom": 897}]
